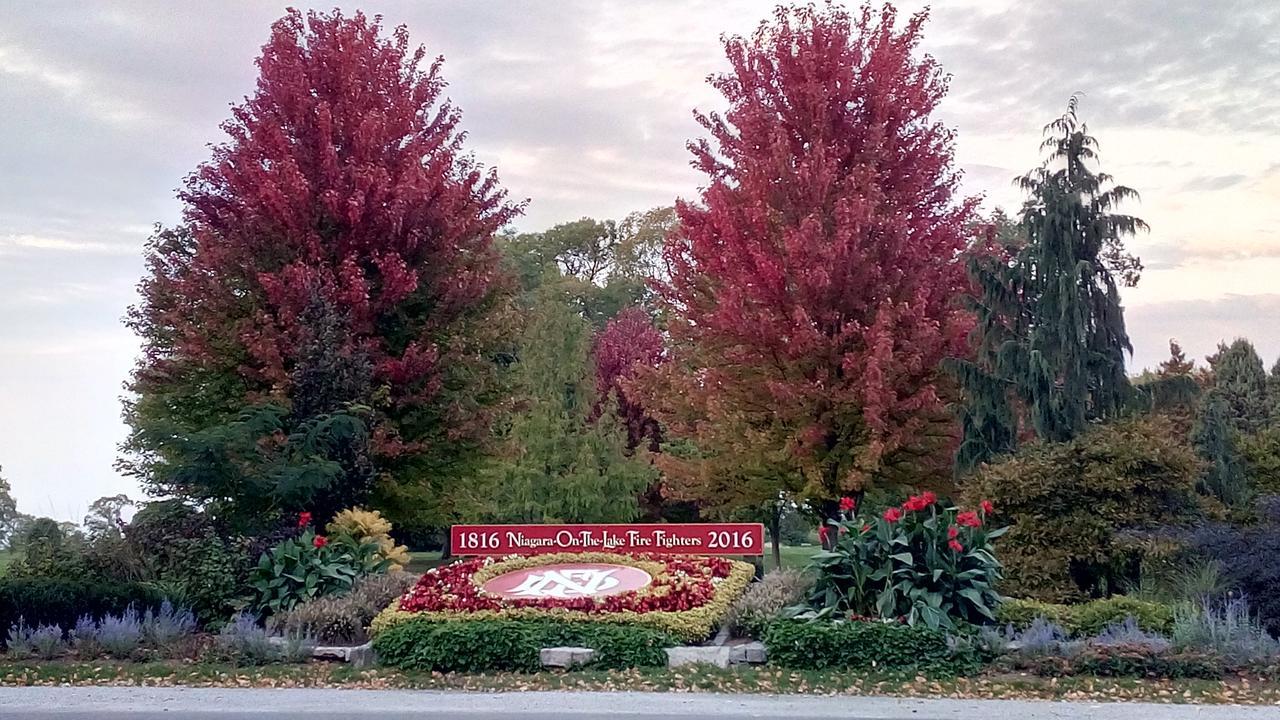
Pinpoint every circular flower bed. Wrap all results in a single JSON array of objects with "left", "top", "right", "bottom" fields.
[{"left": 372, "top": 552, "right": 755, "bottom": 643}]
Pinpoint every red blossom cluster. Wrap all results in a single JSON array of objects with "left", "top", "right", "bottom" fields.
[{"left": 397, "top": 555, "right": 734, "bottom": 615}]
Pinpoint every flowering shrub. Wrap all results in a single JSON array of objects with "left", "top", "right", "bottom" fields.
[
  {"left": 798, "top": 493, "right": 1005, "bottom": 629},
  {"left": 371, "top": 552, "right": 755, "bottom": 643},
  {"left": 250, "top": 523, "right": 390, "bottom": 615}
]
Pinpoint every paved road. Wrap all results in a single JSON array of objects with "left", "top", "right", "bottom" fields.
[{"left": 1, "top": 687, "right": 1278, "bottom": 719}]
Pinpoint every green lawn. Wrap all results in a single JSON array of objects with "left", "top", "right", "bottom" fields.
[{"left": 407, "top": 545, "right": 817, "bottom": 574}]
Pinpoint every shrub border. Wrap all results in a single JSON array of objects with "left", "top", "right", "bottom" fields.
[{"left": 371, "top": 553, "right": 754, "bottom": 643}]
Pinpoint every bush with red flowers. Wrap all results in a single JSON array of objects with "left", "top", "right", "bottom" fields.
[
  {"left": 371, "top": 552, "right": 755, "bottom": 642},
  {"left": 796, "top": 494, "right": 1005, "bottom": 629}
]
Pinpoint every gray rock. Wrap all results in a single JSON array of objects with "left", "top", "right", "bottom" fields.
[
  {"left": 728, "top": 641, "right": 767, "bottom": 665},
  {"left": 539, "top": 646, "right": 597, "bottom": 668},
  {"left": 310, "top": 642, "right": 375, "bottom": 667},
  {"left": 665, "top": 645, "right": 732, "bottom": 669}
]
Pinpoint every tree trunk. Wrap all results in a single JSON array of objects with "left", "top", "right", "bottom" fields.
[{"left": 769, "top": 502, "right": 782, "bottom": 571}]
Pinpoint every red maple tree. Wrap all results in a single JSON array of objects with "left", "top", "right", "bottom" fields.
[
  {"left": 639, "top": 4, "right": 975, "bottom": 507},
  {"left": 125, "top": 9, "right": 520, "bottom": 522},
  {"left": 593, "top": 307, "right": 665, "bottom": 453}
]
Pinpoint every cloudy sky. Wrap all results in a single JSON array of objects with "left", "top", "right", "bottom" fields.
[{"left": 1, "top": 0, "right": 1278, "bottom": 521}]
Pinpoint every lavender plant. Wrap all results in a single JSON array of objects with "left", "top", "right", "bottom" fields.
[
  {"left": 217, "top": 613, "right": 277, "bottom": 666},
  {"left": 1091, "top": 616, "right": 1171, "bottom": 653},
  {"left": 97, "top": 607, "right": 143, "bottom": 658},
  {"left": 70, "top": 615, "right": 100, "bottom": 657},
  {"left": 31, "top": 624, "right": 65, "bottom": 660},
  {"left": 1172, "top": 598, "right": 1280, "bottom": 665},
  {"left": 4, "top": 619, "right": 35, "bottom": 659},
  {"left": 143, "top": 600, "right": 197, "bottom": 649}
]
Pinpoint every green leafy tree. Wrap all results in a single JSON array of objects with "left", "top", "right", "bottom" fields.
[
  {"left": 1205, "top": 339, "right": 1271, "bottom": 433},
  {"left": 0, "top": 467, "right": 19, "bottom": 549},
  {"left": 965, "top": 416, "right": 1201, "bottom": 602},
  {"left": 1191, "top": 391, "right": 1248, "bottom": 506},
  {"left": 497, "top": 207, "right": 676, "bottom": 324},
  {"left": 469, "top": 288, "right": 656, "bottom": 523},
  {"left": 83, "top": 494, "right": 136, "bottom": 540},
  {"left": 953, "top": 96, "right": 1147, "bottom": 470}
]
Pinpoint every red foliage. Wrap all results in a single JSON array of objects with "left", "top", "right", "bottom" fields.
[
  {"left": 593, "top": 307, "right": 665, "bottom": 452},
  {"left": 645, "top": 4, "right": 976, "bottom": 496},
  {"left": 130, "top": 9, "right": 520, "bottom": 453},
  {"left": 398, "top": 555, "right": 733, "bottom": 615}
]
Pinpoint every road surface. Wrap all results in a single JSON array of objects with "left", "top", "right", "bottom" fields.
[{"left": 1, "top": 687, "right": 1277, "bottom": 719}]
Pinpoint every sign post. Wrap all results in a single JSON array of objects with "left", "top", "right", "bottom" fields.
[{"left": 450, "top": 523, "right": 765, "bottom": 556}]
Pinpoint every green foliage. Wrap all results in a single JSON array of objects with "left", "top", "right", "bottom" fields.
[
  {"left": 966, "top": 416, "right": 1202, "bottom": 602},
  {"left": 249, "top": 531, "right": 390, "bottom": 615},
  {"left": 1191, "top": 391, "right": 1249, "bottom": 506},
  {"left": 0, "top": 578, "right": 163, "bottom": 643},
  {"left": 125, "top": 501, "right": 250, "bottom": 624},
  {"left": 726, "top": 569, "right": 814, "bottom": 639},
  {"left": 471, "top": 287, "right": 655, "bottom": 523},
  {"left": 953, "top": 96, "right": 1146, "bottom": 470},
  {"left": 995, "top": 596, "right": 1174, "bottom": 636},
  {"left": 136, "top": 403, "right": 373, "bottom": 533},
  {"left": 799, "top": 500, "right": 1004, "bottom": 629},
  {"left": 1206, "top": 339, "right": 1271, "bottom": 433},
  {"left": 762, "top": 619, "right": 975, "bottom": 673},
  {"left": 1241, "top": 426, "right": 1280, "bottom": 495},
  {"left": 372, "top": 619, "right": 674, "bottom": 673},
  {"left": 0, "top": 468, "right": 22, "bottom": 549}
]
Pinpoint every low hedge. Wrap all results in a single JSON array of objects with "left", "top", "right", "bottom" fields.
[
  {"left": 763, "top": 619, "right": 975, "bottom": 674},
  {"left": 371, "top": 619, "right": 676, "bottom": 673},
  {"left": 997, "top": 597, "right": 1173, "bottom": 636},
  {"left": 0, "top": 577, "right": 164, "bottom": 643}
]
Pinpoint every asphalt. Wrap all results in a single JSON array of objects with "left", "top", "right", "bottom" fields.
[{"left": 1, "top": 688, "right": 1279, "bottom": 720}]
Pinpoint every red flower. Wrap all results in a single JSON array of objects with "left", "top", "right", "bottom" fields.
[
  {"left": 817, "top": 525, "right": 829, "bottom": 544},
  {"left": 902, "top": 495, "right": 925, "bottom": 512},
  {"left": 838, "top": 496, "right": 857, "bottom": 513},
  {"left": 297, "top": 511, "right": 312, "bottom": 528},
  {"left": 883, "top": 507, "right": 904, "bottom": 523},
  {"left": 948, "top": 539, "right": 964, "bottom": 552},
  {"left": 861, "top": 523, "right": 871, "bottom": 533},
  {"left": 921, "top": 491, "right": 937, "bottom": 506},
  {"left": 980, "top": 500, "right": 995, "bottom": 515},
  {"left": 313, "top": 535, "right": 328, "bottom": 548},
  {"left": 947, "top": 526, "right": 959, "bottom": 539},
  {"left": 956, "top": 510, "right": 982, "bottom": 528}
]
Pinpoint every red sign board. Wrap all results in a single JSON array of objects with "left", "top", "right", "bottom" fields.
[{"left": 450, "top": 523, "right": 765, "bottom": 556}]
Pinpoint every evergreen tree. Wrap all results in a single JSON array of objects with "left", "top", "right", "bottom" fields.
[
  {"left": 1269, "top": 357, "right": 1280, "bottom": 422},
  {"left": 1205, "top": 339, "right": 1271, "bottom": 433},
  {"left": 1191, "top": 390, "right": 1248, "bottom": 506},
  {"left": 472, "top": 288, "right": 655, "bottom": 523},
  {"left": 1158, "top": 339, "right": 1195, "bottom": 377},
  {"left": 953, "top": 96, "right": 1147, "bottom": 470}
]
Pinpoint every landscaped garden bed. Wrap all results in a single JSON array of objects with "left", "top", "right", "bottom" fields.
[{"left": 371, "top": 552, "right": 755, "bottom": 643}]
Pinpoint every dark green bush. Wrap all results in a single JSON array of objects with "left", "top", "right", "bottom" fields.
[
  {"left": 1072, "top": 645, "right": 1223, "bottom": 679},
  {"left": 372, "top": 619, "right": 675, "bottom": 673},
  {"left": 763, "top": 619, "right": 975, "bottom": 673},
  {"left": 0, "top": 578, "right": 163, "bottom": 644},
  {"left": 966, "top": 416, "right": 1203, "bottom": 602},
  {"left": 275, "top": 571, "right": 417, "bottom": 644},
  {"left": 997, "top": 596, "right": 1173, "bottom": 636}
]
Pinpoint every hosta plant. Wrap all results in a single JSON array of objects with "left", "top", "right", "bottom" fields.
[
  {"left": 250, "top": 527, "right": 390, "bottom": 615},
  {"left": 796, "top": 493, "right": 1005, "bottom": 629}
]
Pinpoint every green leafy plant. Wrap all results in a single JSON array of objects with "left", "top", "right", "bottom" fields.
[
  {"left": 996, "top": 596, "right": 1174, "bottom": 636},
  {"left": 372, "top": 619, "right": 674, "bottom": 673},
  {"left": 249, "top": 529, "right": 389, "bottom": 615},
  {"left": 798, "top": 494, "right": 1005, "bottom": 629},
  {"left": 762, "top": 619, "right": 976, "bottom": 674},
  {"left": 965, "top": 416, "right": 1202, "bottom": 603}
]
